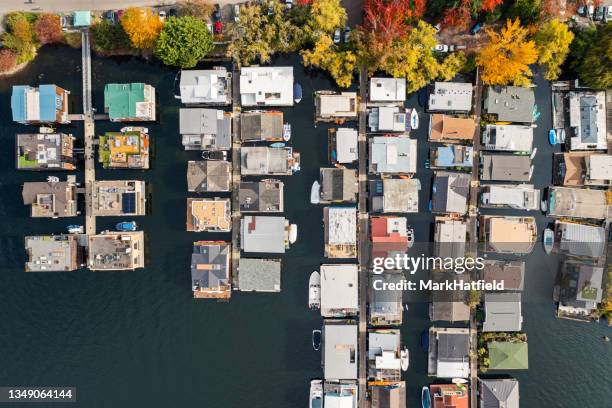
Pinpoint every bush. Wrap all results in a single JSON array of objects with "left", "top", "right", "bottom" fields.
[
  {"left": 91, "top": 20, "right": 131, "bottom": 53},
  {"left": 0, "top": 48, "right": 17, "bottom": 72},
  {"left": 35, "top": 14, "right": 63, "bottom": 44}
]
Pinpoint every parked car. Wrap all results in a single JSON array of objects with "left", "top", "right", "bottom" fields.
[
  {"left": 594, "top": 6, "right": 604, "bottom": 20},
  {"left": 343, "top": 27, "right": 351, "bottom": 43},
  {"left": 268, "top": 2, "right": 274, "bottom": 15},
  {"left": 158, "top": 10, "right": 166, "bottom": 20},
  {"left": 233, "top": 4, "right": 240, "bottom": 22},
  {"left": 60, "top": 14, "right": 73, "bottom": 31},
  {"left": 168, "top": 8, "right": 177, "bottom": 17},
  {"left": 470, "top": 22, "right": 483, "bottom": 35},
  {"left": 433, "top": 44, "right": 449, "bottom": 52},
  {"left": 587, "top": 5, "right": 595, "bottom": 18},
  {"left": 214, "top": 20, "right": 223, "bottom": 34},
  {"left": 577, "top": 6, "right": 587, "bottom": 16},
  {"left": 213, "top": 4, "right": 221, "bottom": 21},
  {"left": 285, "top": 0, "right": 294, "bottom": 10},
  {"left": 333, "top": 28, "right": 341, "bottom": 44},
  {"left": 605, "top": 6, "right": 612, "bottom": 22},
  {"left": 104, "top": 10, "right": 116, "bottom": 24},
  {"left": 434, "top": 23, "right": 441, "bottom": 32}
]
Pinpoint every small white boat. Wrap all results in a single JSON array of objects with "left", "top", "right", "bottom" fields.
[
  {"left": 46, "top": 176, "right": 60, "bottom": 183},
  {"left": 528, "top": 165, "right": 534, "bottom": 180},
  {"left": 530, "top": 147, "right": 538, "bottom": 160},
  {"left": 452, "top": 378, "right": 468, "bottom": 385},
  {"left": 310, "top": 181, "right": 321, "bottom": 204},
  {"left": 66, "top": 225, "right": 83, "bottom": 234},
  {"left": 283, "top": 123, "right": 291, "bottom": 141},
  {"left": 407, "top": 228, "right": 415, "bottom": 248},
  {"left": 121, "top": 126, "right": 148, "bottom": 134},
  {"left": 543, "top": 228, "right": 554, "bottom": 254},
  {"left": 410, "top": 108, "right": 419, "bottom": 130},
  {"left": 309, "top": 271, "right": 321, "bottom": 310},
  {"left": 558, "top": 128, "right": 566, "bottom": 143},
  {"left": 289, "top": 224, "right": 298, "bottom": 244},
  {"left": 309, "top": 379, "right": 323, "bottom": 408},
  {"left": 400, "top": 347, "right": 409, "bottom": 371}
]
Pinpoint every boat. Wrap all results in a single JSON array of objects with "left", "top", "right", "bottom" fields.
[
  {"left": 421, "top": 386, "right": 431, "bottom": 408},
  {"left": 116, "top": 221, "right": 137, "bottom": 232},
  {"left": 294, "top": 83, "right": 303, "bottom": 104},
  {"left": 543, "top": 228, "right": 554, "bottom": 254},
  {"left": 309, "top": 271, "right": 321, "bottom": 309},
  {"left": 558, "top": 128, "right": 566, "bottom": 143},
  {"left": 47, "top": 176, "right": 59, "bottom": 183},
  {"left": 312, "top": 330, "right": 322, "bottom": 351},
  {"left": 289, "top": 224, "right": 298, "bottom": 244},
  {"left": 452, "top": 378, "right": 468, "bottom": 385},
  {"left": 283, "top": 123, "right": 291, "bottom": 141},
  {"left": 407, "top": 228, "right": 415, "bottom": 248},
  {"left": 309, "top": 379, "right": 323, "bottom": 408},
  {"left": 310, "top": 181, "right": 321, "bottom": 204},
  {"left": 270, "top": 142, "right": 285, "bottom": 148},
  {"left": 410, "top": 108, "right": 419, "bottom": 130},
  {"left": 66, "top": 225, "right": 83, "bottom": 234},
  {"left": 400, "top": 347, "right": 409, "bottom": 371},
  {"left": 201, "top": 150, "right": 227, "bottom": 161},
  {"left": 530, "top": 147, "right": 538, "bottom": 160},
  {"left": 549, "top": 129, "right": 557, "bottom": 145}
]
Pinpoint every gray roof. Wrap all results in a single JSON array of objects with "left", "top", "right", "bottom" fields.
[
  {"left": 431, "top": 300, "right": 470, "bottom": 322},
  {"left": 240, "top": 216, "right": 287, "bottom": 253},
  {"left": 438, "top": 331, "right": 469, "bottom": 362},
  {"left": 483, "top": 293, "right": 523, "bottom": 332},
  {"left": 320, "top": 168, "right": 358, "bottom": 203},
  {"left": 25, "top": 235, "right": 77, "bottom": 272},
  {"left": 485, "top": 86, "right": 535, "bottom": 123},
  {"left": 240, "top": 111, "right": 283, "bottom": 141},
  {"left": 238, "top": 180, "right": 283, "bottom": 212},
  {"left": 241, "top": 147, "right": 290, "bottom": 175},
  {"left": 179, "top": 108, "right": 231, "bottom": 149},
  {"left": 479, "top": 378, "right": 519, "bottom": 408},
  {"left": 371, "top": 384, "right": 406, "bottom": 408},
  {"left": 323, "top": 323, "right": 358, "bottom": 380},
  {"left": 237, "top": 258, "right": 281, "bottom": 292},
  {"left": 481, "top": 154, "right": 531, "bottom": 181},
  {"left": 191, "top": 242, "right": 229, "bottom": 290},
  {"left": 579, "top": 95, "right": 598, "bottom": 143},
  {"left": 432, "top": 171, "right": 469, "bottom": 213},
  {"left": 370, "top": 272, "right": 402, "bottom": 315},
  {"left": 187, "top": 161, "right": 231, "bottom": 192},
  {"left": 557, "top": 221, "right": 605, "bottom": 258}
]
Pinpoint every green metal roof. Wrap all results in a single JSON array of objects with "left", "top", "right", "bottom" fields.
[
  {"left": 104, "top": 83, "right": 146, "bottom": 120},
  {"left": 73, "top": 11, "right": 91, "bottom": 27},
  {"left": 488, "top": 341, "right": 529, "bottom": 370}
]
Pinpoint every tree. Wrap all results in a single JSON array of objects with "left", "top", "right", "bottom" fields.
[
  {"left": 577, "top": 22, "right": 612, "bottom": 89},
  {"left": 468, "top": 290, "right": 480, "bottom": 308},
  {"left": 1, "top": 13, "right": 36, "bottom": 63},
  {"left": 301, "top": 35, "right": 356, "bottom": 87},
  {"left": 120, "top": 7, "right": 163, "bottom": 49},
  {"left": 0, "top": 48, "right": 17, "bottom": 72},
  {"left": 376, "top": 21, "right": 467, "bottom": 92},
  {"left": 507, "top": 0, "right": 543, "bottom": 25},
  {"left": 34, "top": 14, "right": 63, "bottom": 44},
  {"left": 155, "top": 16, "right": 213, "bottom": 68},
  {"left": 91, "top": 20, "right": 131, "bottom": 53},
  {"left": 476, "top": 18, "right": 538, "bottom": 86},
  {"left": 308, "top": 0, "right": 346, "bottom": 34},
  {"left": 535, "top": 19, "right": 574, "bottom": 80},
  {"left": 177, "top": 0, "right": 214, "bottom": 19},
  {"left": 442, "top": 0, "right": 503, "bottom": 29}
]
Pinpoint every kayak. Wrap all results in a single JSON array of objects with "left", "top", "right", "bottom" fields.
[{"left": 549, "top": 129, "right": 557, "bottom": 145}]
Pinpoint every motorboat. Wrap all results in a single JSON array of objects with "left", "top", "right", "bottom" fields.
[
  {"left": 312, "top": 330, "right": 322, "bottom": 351},
  {"left": 294, "top": 83, "right": 303, "bottom": 104},
  {"left": 400, "top": 347, "right": 409, "bottom": 371},
  {"left": 407, "top": 228, "right": 415, "bottom": 248},
  {"left": 47, "top": 176, "right": 59, "bottom": 183},
  {"left": 121, "top": 126, "right": 148, "bottom": 134},
  {"left": 289, "top": 224, "right": 298, "bottom": 244},
  {"left": 66, "top": 225, "right": 83, "bottom": 234},
  {"left": 310, "top": 181, "right": 321, "bottom": 204},
  {"left": 549, "top": 129, "right": 557, "bottom": 145},
  {"left": 558, "top": 128, "right": 566, "bottom": 143},
  {"left": 452, "top": 378, "right": 468, "bottom": 385},
  {"left": 270, "top": 142, "right": 285, "bottom": 148},
  {"left": 283, "top": 123, "right": 291, "bottom": 141},
  {"left": 422, "top": 386, "right": 431, "bottom": 408},
  {"left": 410, "top": 108, "right": 419, "bottom": 130},
  {"left": 530, "top": 147, "right": 538, "bottom": 160},
  {"left": 309, "top": 271, "right": 321, "bottom": 309},
  {"left": 201, "top": 150, "right": 227, "bottom": 161},
  {"left": 543, "top": 228, "right": 554, "bottom": 254},
  {"left": 309, "top": 379, "right": 323, "bottom": 408},
  {"left": 116, "top": 221, "right": 137, "bottom": 232}
]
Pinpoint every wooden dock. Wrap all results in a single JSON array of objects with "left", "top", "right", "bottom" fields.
[{"left": 230, "top": 67, "right": 242, "bottom": 289}]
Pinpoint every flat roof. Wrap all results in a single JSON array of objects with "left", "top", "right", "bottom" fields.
[
  {"left": 241, "top": 216, "right": 288, "bottom": 253},
  {"left": 548, "top": 187, "right": 610, "bottom": 220},
  {"left": 485, "top": 86, "right": 535, "bottom": 123},
  {"left": 25, "top": 235, "right": 78, "bottom": 272},
  {"left": 92, "top": 180, "right": 146, "bottom": 216},
  {"left": 241, "top": 146, "right": 293, "bottom": 175},
  {"left": 16, "top": 133, "right": 75, "bottom": 170},
  {"left": 369, "top": 136, "right": 417, "bottom": 174},
  {"left": 316, "top": 92, "right": 358, "bottom": 118},
  {"left": 240, "top": 66, "right": 293, "bottom": 106},
  {"left": 88, "top": 231, "right": 144, "bottom": 271},
  {"left": 22, "top": 177, "right": 77, "bottom": 218},
  {"left": 325, "top": 207, "right": 357, "bottom": 245},
  {"left": 179, "top": 108, "right": 231, "bottom": 149},
  {"left": 237, "top": 258, "right": 281, "bottom": 292},
  {"left": 369, "top": 178, "right": 419, "bottom": 213},
  {"left": 486, "top": 216, "right": 536, "bottom": 254},
  {"left": 321, "top": 264, "right": 359, "bottom": 314},
  {"left": 369, "top": 77, "right": 406, "bottom": 102},
  {"left": 428, "top": 82, "right": 473, "bottom": 112},
  {"left": 481, "top": 154, "right": 532, "bottom": 181},
  {"left": 484, "top": 124, "right": 533, "bottom": 152},
  {"left": 335, "top": 128, "right": 358, "bottom": 163},
  {"left": 179, "top": 68, "right": 230, "bottom": 104},
  {"left": 323, "top": 322, "right": 358, "bottom": 380},
  {"left": 187, "top": 198, "right": 231, "bottom": 232}
]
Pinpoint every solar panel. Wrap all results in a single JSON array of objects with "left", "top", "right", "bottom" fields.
[{"left": 122, "top": 192, "right": 136, "bottom": 214}]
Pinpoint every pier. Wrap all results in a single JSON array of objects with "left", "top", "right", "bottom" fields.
[
  {"left": 81, "top": 29, "right": 96, "bottom": 236},
  {"left": 230, "top": 67, "right": 241, "bottom": 290}
]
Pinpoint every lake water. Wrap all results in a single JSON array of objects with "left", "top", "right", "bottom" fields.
[{"left": 0, "top": 46, "right": 611, "bottom": 408}]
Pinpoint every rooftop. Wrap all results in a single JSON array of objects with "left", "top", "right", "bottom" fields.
[
  {"left": 16, "top": 133, "right": 75, "bottom": 170},
  {"left": 179, "top": 68, "right": 231, "bottom": 105},
  {"left": 432, "top": 145, "right": 473, "bottom": 168},
  {"left": 92, "top": 180, "right": 146, "bottom": 216},
  {"left": 332, "top": 128, "right": 358, "bottom": 163},
  {"left": 428, "top": 114, "right": 476, "bottom": 143},
  {"left": 320, "top": 168, "right": 358, "bottom": 203},
  {"left": 323, "top": 322, "right": 358, "bottom": 380},
  {"left": 429, "top": 384, "right": 468, "bottom": 408},
  {"left": 369, "top": 178, "right": 419, "bottom": 213},
  {"left": 187, "top": 160, "right": 231, "bottom": 193},
  {"left": 369, "top": 136, "right": 417, "bottom": 174},
  {"left": 22, "top": 176, "right": 77, "bottom": 218},
  {"left": 104, "top": 83, "right": 155, "bottom": 121},
  {"left": 483, "top": 124, "right": 533, "bottom": 152},
  {"left": 370, "top": 381, "right": 406, "bottom": 408},
  {"left": 88, "top": 231, "right": 144, "bottom": 271},
  {"left": 480, "top": 184, "right": 540, "bottom": 211},
  {"left": 428, "top": 82, "right": 473, "bottom": 112},
  {"left": 484, "top": 86, "right": 535, "bottom": 123},
  {"left": 556, "top": 220, "right": 606, "bottom": 258},
  {"left": 321, "top": 264, "right": 359, "bottom": 317},
  {"left": 241, "top": 216, "right": 289, "bottom": 253},
  {"left": 11, "top": 84, "right": 70, "bottom": 124},
  {"left": 482, "top": 260, "right": 525, "bottom": 291},
  {"left": 368, "top": 106, "right": 407, "bottom": 132},
  {"left": 180, "top": 108, "right": 232, "bottom": 150},
  {"left": 191, "top": 241, "right": 230, "bottom": 299},
  {"left": 487, "top": 341, "right": 529, "bottom": 370},
  {"left": 99, "top": 129, "right": 149, "bottom": 169},
  {"left": 236, "top": 258, "right": 281, "bottom": 292},
  {"left": 238, "top": 180, "right": 284, "bottom": 213},
  {"left": 433, "top": 217, "right": 467, "bottom": 260},
  {"left": 370, "top": 216, "right": 409, "bottom": 259},
  {"left": 240, "top": 111, "right": 284, "bottom": 141},
  {"left": 186, "top": 198, "right": 231, "bottom": 232},
  {"left": 428, "top": 327, "right": 470, "bottom": 378},
  {"left": 240, "top": 66, "right": 293, "bottom": 106},
  {"left": 324, "top": 207, "right": 357, "bottom": 258},
  {"left": 479, "top": 378, "right": 519, "bottom": 408},
  {"left": 547, "top": 186, "right": 611, "bottom": 220},
  {"left": 481, "top": 153, "right": 532, "bottom": 182},
  {"left": 432, "top": 171, "right": 470, "bottom": 214},
  {"left": 482, "top": 216, "right": 536, "bottom": 254},
  {"left": 369, "top": 272, "right": 403, "bottom": 326},
  {"left": 240, "top": 146, "right": 299, "bottom": 175},
  {"left": 483, "top": 293, "right": 523, "bottom": 332},
  {"left": 369, "top": 77, "right": 406, "bottom": 102},
  {"left": 568, "top": 91, "right": 606, "bottom": 150},
  {"left": 25, "top": 235, "right": 78, "bottom": 272},
  {"left": 316, "top": 92, "right": 358, "bottom": 120}
]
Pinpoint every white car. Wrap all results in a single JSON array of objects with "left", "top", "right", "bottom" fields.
[
  {"left": 285, "top": 0, "right": 294, "bottom": 10},
  {"left": 233, "top": 4, "right": 240, "bottom": 22},
  {"left": 333, "top": 29, "right": 341, "bottom": 44},
  {"left": 433, "top": 44, "right": 449, "bottom": 52},
  {"left": 158, "top": 10, "right": 166, "bottom": 20}
]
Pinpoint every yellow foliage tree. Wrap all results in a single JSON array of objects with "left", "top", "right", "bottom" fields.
[
  {"left": 309, "top": 0, "right": 347, "bottom": 34},
  {"left": 535, "top": 18, "right": 574, "bottom": 81},
  {"left": 120, "top": 7, "right": 163, "bottom": 49},
  {"left": 476, "top": 18, "right": 538, "bottom": 86},
  {"left": 301, "top": 35, "right": 356, "bottom": 88}
]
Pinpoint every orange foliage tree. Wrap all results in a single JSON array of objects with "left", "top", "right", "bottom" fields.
[
  {"left": 35, "top": 14, "right": 63, "bottom": 44},
  {"left": 0, "top": 48, "right": 17, "bottom": 72},
  {"left": 476, "top": 18, "right": 538, "bottom": 86},
  {"left": 120, "top": 7, "right": 164, "bottom": 49},
  {"left": 443, "top": 0, "right": 503, "bottom": 29}
]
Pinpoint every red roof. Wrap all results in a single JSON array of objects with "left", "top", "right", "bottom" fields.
[{"left": 371, "top": 216, "right": 408, "bottom": 259}]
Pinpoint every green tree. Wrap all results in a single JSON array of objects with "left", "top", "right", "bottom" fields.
[
  {"left": 155, "top": 16, "right": 213, "bottom": 68},
  {"left": 568, "top": 25, "right": 597, "bottom": 73},
  {"left": 91, "top": 20, "right": 131, "bottom": 53},
  {"left": 1, "top": 12, "right": 36, "bottom": 63},
  {"left": 535, "top": 19, "right": 574, "bottom": 80},
  {"left": 507, "top": 0, "right": 543, "bottom": 25},
  {"left": 577, "top": 23, "right": 612, "bottom": 89},
  {"left": 177, "top": 0, "right": 214, "bottom": 19},
  {"left": 301, "top": 35, "right": 356, "bottom": 87}
]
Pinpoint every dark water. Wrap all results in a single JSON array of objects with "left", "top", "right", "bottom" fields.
[{"left": 0, "top": 47, "right": 611, "bottom": 408}]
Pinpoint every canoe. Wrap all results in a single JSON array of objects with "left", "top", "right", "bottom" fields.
[
  {"left": 422, "top": 386, "right": 431, "bottom": 408},
  {"left": 270, "top": 142, "right": 285, "bottom": 148},
  {"left": 294, "top": 83, "right": 302, "bottom": 104},
  {"left": 310, "top": 181, "right": 321, "bottom": 204},
  {"left": 410, "top": 108, "right": 419, "bottom": 130},
  {"left": 309, "top": 271, "right": 321, "bottom": 309},
  {"left": 543, "top": 228, "right": 554, "bottom": 254},
  {"left": 549, "top": 129, "right": 557, "bottom": 145}
]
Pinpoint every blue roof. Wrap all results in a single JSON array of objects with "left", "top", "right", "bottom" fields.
[
  {"left": 11, "top": 85, "right": 29, "bottom": 122},
  {"left": 39, "top": 84, "right": 58, "bottom": 122},
  {"left": 73, "top": 11, "right": 92, "bottom": 27},
  {"left": 435, "top": 145, "right": 473, "bottom": 168}
]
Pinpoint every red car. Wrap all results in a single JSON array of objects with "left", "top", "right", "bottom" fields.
[{"left": 214, "top": 21, "right": 223, "bottom": 34}]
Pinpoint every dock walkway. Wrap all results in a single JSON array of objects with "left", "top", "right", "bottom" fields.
[
  {"left": 230, "top": 67, "right": 241, "bottom": 289},
  {"left": 81, "top": 29, "right": 96, "bottom": 236}
]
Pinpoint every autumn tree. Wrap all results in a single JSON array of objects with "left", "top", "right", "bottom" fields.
[
  {"left": 308, "top": 0, "right": 346, "bottom": 34},
  {"left": 120, "top": 7, "right": 163, "bottom": 49},
  {"left": 155, "top": 16, "right": 213, "bottom": 68},
  {"left": 576, "top": 22, "right": 612, "bottom": 89},
  {"left": 177, "top": 0, "right": 214, "bottom": 19},
  {"left": 1, "top": 13, "right": 36, "bottom": 63},
  {"left": 91, "top": 20, "right": 132, "bottom": 53},
  {"left": 0, "top": 48, "right": 17, "bottom": 72},
  {"left": 476, "top": 18, "right": 538, "bottom": 86},
  {"left": 301, "top": 35, "right": 356, "bottom": 87},
  {"left": 535, "top": 19, "right": 574, "bottom": 81},
  {"left": 34, "top": 14, "right": 63, "bottom": 44},
  {"left": 442, "top": 0, "right": 503, "bottom": 29}
]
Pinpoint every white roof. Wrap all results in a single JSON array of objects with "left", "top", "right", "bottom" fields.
[
  {"left": 324, "top": 395, "right": 354, "bottom": 408},
  {"left": 321, "top": 264, "right": 358, "bottom": 312},
  {"left": 336, "top": 128, "right": 358, "bottom": 163},
  {"left": 428, "top": 82, "right": 473, "bottom": 112},
  {"left": 318, "top": 93, "right": 358, "bottom": 117},
  {"left": 488, "top": 184, "right": 537, "bottom": 208},
  {"left": 327, "top": 207, "right": 357, "bottom": 245},
  {"left": 437, "top": 220, "right": 467, "bottom": 242},
  {"left": 180, "top": 69, "right": 229, "bottom": 104},
  {"left": 369, "top": 77, "right": 406, "bottom": 102},
  {"left": 324, "top": 323, "right": 358, "bottom": 380},
  {"left": 240, "top": 66, "right": 293, "bottom": 106},
  {"left": 485, "top": 125, "right": 533, "bottom": 152},
  {"left": 589, "top": 155, "right": 612, "bottom": 180},
  {"left": 25, "top": 88, "right": 41, "bottom": 121}
]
